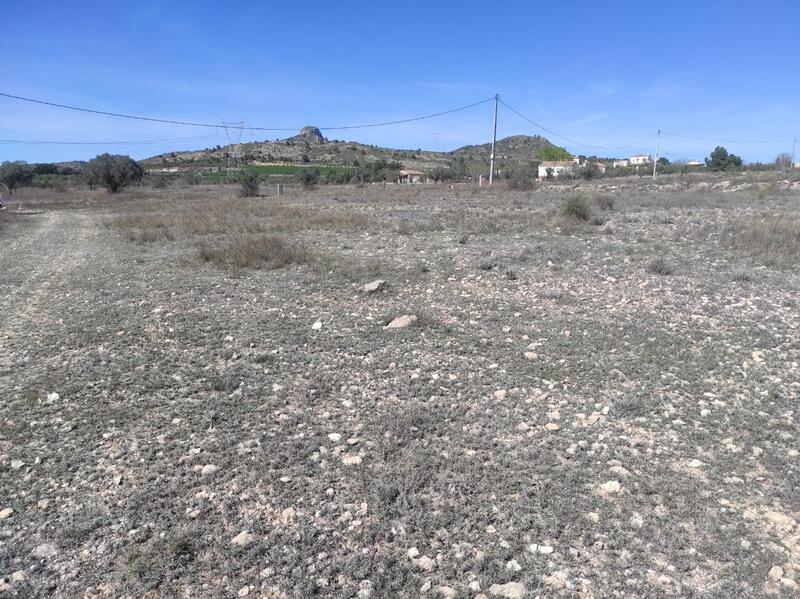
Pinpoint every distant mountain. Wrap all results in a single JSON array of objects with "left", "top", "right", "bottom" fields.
[{"left": 142, "top": 127, "right": 554, "bottom": 174}]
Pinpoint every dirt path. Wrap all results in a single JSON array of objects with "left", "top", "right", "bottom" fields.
[{"left": 0, "top": 212, "right": 99, "bottom": 371}]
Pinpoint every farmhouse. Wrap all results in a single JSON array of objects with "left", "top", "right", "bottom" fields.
[
  {"left": 612, "top": 159, "right": 629, "bottom": 168},
  {"left": 538, "top": 160, "right": 575, "bottom": 180},
  {"left": 398, "top": 169, "right": 425, "bottom": 184},
  {"left": 629, "top": 154, "right": 652, "bottom": 165}
]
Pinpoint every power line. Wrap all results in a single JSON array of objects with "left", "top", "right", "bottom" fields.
[
  {"left": 0, "top": 91, "right": 494, "bottom": 132},
  {"left": 0, "top": 134, "right": 222, "bottom": 146},
  {"left": 499, "top": 99, "right": 658, "bottom": 150},
  {"left": 661, "top": 131, "right": 793, "bottom": 144}
]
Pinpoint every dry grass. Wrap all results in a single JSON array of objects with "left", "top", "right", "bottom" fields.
[
  {"left": 725, "top": 216, "right": 800, "bottom": 268},
  {"left": 108, "top": 200, "right": 372, "bottom": 242},
  {"left": 198, "top": 234, "right": 316, "bottom": 269}
]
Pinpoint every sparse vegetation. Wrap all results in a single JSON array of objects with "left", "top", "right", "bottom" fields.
[
  {"left": 4, "top": 178, "right": 800, "bottom": 598},
  {"left": 647, "top": 255, "right": 675, "bottom": 275}
]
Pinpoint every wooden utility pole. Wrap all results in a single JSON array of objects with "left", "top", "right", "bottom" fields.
[
  {"left": 652, "top": 129, "right": 661, "bottom": 180},
  {"left": 489, "top": 94, "right": 499, "bottom": 185}
]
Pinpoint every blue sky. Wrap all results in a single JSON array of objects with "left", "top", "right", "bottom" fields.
[{"left": 2, "top": 0, "right": 799, "bottom": 163}]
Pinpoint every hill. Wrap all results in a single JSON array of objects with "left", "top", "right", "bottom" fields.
[{"left": 142, "top": 128, "right": 555, "bottom": 175}]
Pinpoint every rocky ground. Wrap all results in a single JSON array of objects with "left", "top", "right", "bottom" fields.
[{"left": 0, "top": 180, "right": 798, "bottom": 597}]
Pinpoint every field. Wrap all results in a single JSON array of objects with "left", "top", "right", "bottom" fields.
[{"left": 1, "top": 176, "right": 799, "bottom": 598}]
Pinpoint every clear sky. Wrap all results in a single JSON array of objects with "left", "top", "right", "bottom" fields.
[{"left": 2, "top": 0, "right": 799, "bottom": 163}]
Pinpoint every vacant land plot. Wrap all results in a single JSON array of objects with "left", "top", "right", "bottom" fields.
[{"left": 1, "top": 180, "right": 799, "bottom": 597}]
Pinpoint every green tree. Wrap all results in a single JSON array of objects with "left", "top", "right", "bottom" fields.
[
  {"left": 537, "top": 145, "right": 572, "bottom": 161},
  {"left": 657, "top": 157, "right": 670, "bottom": 166},
  {"left": 239, "top": 169, "right": 260, "bottom": 197},
  {"left": 84, "top": 154, "right": 143, "bottom": 192},
  {"left": 705, "top": 146, "right": 742, "bottom": 171},
  {"left": 429, "top": 167, "right": 453, "bottom": 182},
  {"left": 296, "top": 167, "right": 320, "bottom": 189},
  {"left": 0, "top": 161, "right": 34, "bottom": 192}
]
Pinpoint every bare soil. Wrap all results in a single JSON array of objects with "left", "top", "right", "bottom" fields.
[{"left": 1, "top": 179, "right": 798, "bottom": 597}]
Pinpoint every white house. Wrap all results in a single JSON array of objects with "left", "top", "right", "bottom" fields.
[
  {"left": 398, "top": 169, "right": 425, "bottom": 184},
  {"left": 612, "top": 159, "right": 629, "bottom": 168},
  {"left": 629, "top": 154, "right": 652, "bottom": 165},
  {"left": 686, "top": 160, "right": 704, "bottom": 167},
  {"left": 538, "top": 161, "right": 575, "bottom": 180}
]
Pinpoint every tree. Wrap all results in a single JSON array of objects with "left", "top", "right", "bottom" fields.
[
  {"left": 537, "top": 145, "right": 572, "bottom": 161},
  {"left": 84, "top": 154, "right": 143, "bottom": 192},
  {"left": 705, "top": 146, "right": 742, "bottom": 171},
  {"left": 296, "top": 167, "right": 320, "bottom": 189},
  {"left": 239, "top": 168, "right": 260, "bottom": 197},
  {"left": 429, "top": 167, "right": 453, "bottom": 182},
  {"left": 776, "top": 152, "right": 793, "bottom": 167},
  {"left": 0, "top": 161, "right": 34, "bottom": 193},
  {"left": 657, "top": 157, "right": 670, "bottom": 166}
]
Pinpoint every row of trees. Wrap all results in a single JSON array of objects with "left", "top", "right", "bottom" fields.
[{"left": 0, "top": 154, "right": 143, "bottom": 193}]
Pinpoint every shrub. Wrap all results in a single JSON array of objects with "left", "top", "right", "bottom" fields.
[
  {"left": 239, "top": 169, "right": 260, "bottom": 197},
  {"left": 296, "top": 168, "right": 320, "bottom": 189},
  {"left": 559, "top": 194, "right": 592, "bottom": 221},
  {"left": 198, "top": 234, "right": 314, "bottom": 269},
  {"left": 647, "top": 256, "right": 675, "bottom": 275},
  {"left": 182, "top": 170, "right": 202, "bottom": 185},
  {"left": 84, "top": 154, "right": 143, "bottom": 192},
  {"left": 0, "top": 161, "right": 34, "bottom": 192}
]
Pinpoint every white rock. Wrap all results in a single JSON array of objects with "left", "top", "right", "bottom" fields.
[
  {"left": 687, "top": 459, "right": 703, "bottom": 468},
  {"left": 200, "top": 464, "right": 219, "bottom": 476},
  {"left": 0, "top": 508, "right": 13, "bottom": 520},
  {"left": 524, "top": 352, "right": 538, "bottom": 361},
  {"left": 630, "top": 514, "right": 644, "bottom": 529},
  {"left": 384, "top": 315, "right": 417, "bottom": 329},
  {"left": 327, "top": 433, "right": 342, "bottom": 442},
  {"left": 10, "top": 460, "right": 24, "bottom": 470},
  {"left": 505, "top": 559, "right": 521, "bottom": 572},
  {"left": 538, "top": 545, "right": 554, "bottom": 554},
  {"left": 488, "top": 581, "right": 526, "bottom": 598},
  {"left": 362, "top": 279, "right": 386, "bottom": 293},
  {"left": 312, "top": 321, "right": 323, "bottom": 330},
  {"left": 11, "top": 571, "right": 25, "bottom": 582},
  {"left": 231, "top": 530, "right": 255, "bottom": 547},
  {"left": 494, "top": 390, "right": 507, "bottom": 400},
  {"left": 47, "top": 392, "right": 60, "bottom": 402},
  {"left": 407, "top": 547, "right": 420, "bottom": 559},
  {"left": 599, "top": 480, "right": 621, "bottom": 494},
  {"left": 31, "top": 543, "right": 58, "bottom": 559},
  {"left": 414, "top": 555, "right": 436, "bottom": 572},
  {"left": 238, "top": 586, "right": 250, "bottom": 596},
  {"left": 768, "top": 565, "right": 784, "bottom": 581},
  {"left": 342, "top": 454, "right": 362, "bottom": 465}
]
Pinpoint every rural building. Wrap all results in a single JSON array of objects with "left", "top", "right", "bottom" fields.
[
  {"left": 538, "top": 161, "right": 575, "bottom": 180},
  {"left": 398, "top": 169, "right": 425, "bottom": 184},
  {"left": 793, "top": 162, "right": 800, "bottom": 169},
  {"left": 686, "top": 160, "right": 704, "bottom": 167},
  {"left": 629, "top": 154, "right": 652, "bottom": 165},
  {"left": 612, "top": 159, "right": 629, "bottom": 168}
]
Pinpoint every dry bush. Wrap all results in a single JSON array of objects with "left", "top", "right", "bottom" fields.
[
  {"left": 559, "top": 194, "right": 592, "bottom": 222},
  {"left": 724, "top": 216, "right": 800, "bottom": 268},
  {"left": 198, "top": 234, "right": 315, "bottom": 269},
  {"left": 647, "top": 256, "right": 675, "bottom": 276}
]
